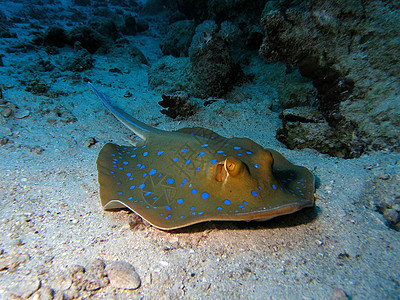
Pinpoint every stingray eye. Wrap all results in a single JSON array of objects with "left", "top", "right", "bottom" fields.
[
  {"left": 227, "top": 161, "right": 236, "bottom": 172},
  {"left": 225, "top": 157, "right": 243, "bottom": 177}
]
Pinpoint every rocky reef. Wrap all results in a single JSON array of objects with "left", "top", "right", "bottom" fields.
[{"left": 260, "top": 0, "right": 400, "bottom": 157}]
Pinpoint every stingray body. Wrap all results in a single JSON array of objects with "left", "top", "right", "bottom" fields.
[{"left": 90, "top": 83, "right": 315, "bottom": 230}]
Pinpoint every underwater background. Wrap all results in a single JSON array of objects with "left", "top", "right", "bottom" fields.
[{"left": 0, "top": 0, "right": 399, "bottom": 298}]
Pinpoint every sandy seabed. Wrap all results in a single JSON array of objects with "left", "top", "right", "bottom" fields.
[{"left": 0, "top": 2, "right": 399, "bottom": 299}]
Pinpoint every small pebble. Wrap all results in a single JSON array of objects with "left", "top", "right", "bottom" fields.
[
  {"left": 105, "top": 261, "right": 141, "bottom": 290},
  {"left": 0, "top": 273, "right": 40, "bottom": 298},
  {"left": 51, "top": 272, "right": 72, "bottom": 291},
  {"left": 87, "top": 137, "right": 97, "bottom": 147},
  {"left": 377, "top": 173, "right": 390, "bottom": 180},
  {"left": 14, "top": 108, "right": 30, "bottom": 119},
  {"left": 1, "top": 108, "right": 12, "bottom": 118},
  {"left": 330, "top": 288, "right": 348, "bottom": 300}
]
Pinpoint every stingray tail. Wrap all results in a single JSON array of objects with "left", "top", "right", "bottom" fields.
[{"left": 89, "top": 82, "right": 162, "bottom": 141}]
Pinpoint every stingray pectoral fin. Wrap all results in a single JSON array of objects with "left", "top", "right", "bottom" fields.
[
  {"left": 89, "top": 82, "right": 165, "bottom": 140},
  {"left": 103, "top": 200, "right": 129, "bottom": 210}
]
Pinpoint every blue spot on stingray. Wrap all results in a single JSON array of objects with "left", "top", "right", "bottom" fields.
[
  {"left": 118, "top": 192, "right": 123, "bottom": 195},
  {"left": 246, "top": 151, "right": 252, "bottom": 154},
  {"left": 149, "top": 169, "right": 157, "bottom": 175},
  {"left": 137, "top": 163, "right": 141, "bottom": 167},
  {"left": 237, "top": 153, "right": 242, "bottom": 156},
  {"left": 111, "top": 154, "right": 116, "bottom": 156},
  {"left": 146, "top": 206, "right": 150, "bottom": 208},
  {"left": 258, "top": 186, "right": 262, "bottom": 190},
  {"left": 210, "top": 159, "right": 217, "bottom": 165},
  {"left": 139, "top": 184, "right": 145, "bottom": 189},
  {"left": 186, "top": 160, "right": 191, "bottom": 165},
  {"left": 143, "top": 152, "right": 148, "bottom": 157},
  {"left": 198, "top": 152, "right": 205, "bottom": 157},
  {"left": 224, "top": 199, "right": 231, "bottom": 205},
  {"left": 180, "top": 183, "right": 183, "bottom": 187},
  {"left": 140, "top": 165, "right": 145, "bottom": 169},
  {"left": 201, "top": 192, "right": 209, "bottom": 199},
  {"left": 173, "top": 157, "right": 179, "bottom": 162},
  {"left": 183, "top": 178, "right": 188, "bottom": 183},
  {"left": 144, "top": 192, "right": 151, "bottom": 196},
  {"left": 217, "top": 207, "right": 222, "bottom": 210},
  {"left": 191, "top": 206, "right": 195, "bottom": 210},
  {"left": 296, "top": 186, "right": 300, "bottom": 189},
  {"left": 234, "top": 146, "right": 241, "bottom": 150},
  {"left": 251, "top": 190, "right": 258, "bottom": 197},
  {"left": 126, "top": 173, "right": 132, "bottom": 177},
  {"left": 143, "top": 173, "right": 147, "bottom": 177},
  {"left": 128, "top": 197, "right": 133, "bottom": 200},
  {"left": 180, "top": 216, "right": 184, "bottom": 218},
  {"left": 239, "top": 205, "right": 244, "bottom": 208},
  {"left": 192, "top": 212, "right": 196, "bottom": 215},
  {"left": 110, "top": 171, "right": 114, "bottom": 174},
  {"left": 177, "top": 198, "right": 184, "bottom": 204},
  {"left": 272, "top": 184, "right": 277, "bottom": 190},
  {"left": 118, "top": 167, "right": 123, "bottom": 170},
  {"left": 181, "top": 148, "right": 188, "bottom": 153},
  {"left": 142, "top": 145, "right": 146, "bottom": 148},
  {"left": 217, "top": 150, "right": 224, "bottom": 153},
  {"left": 130, "top": 154, "right": 136, "bottom": 158},
  {"left": 196, "top": 166, "right": 200, "bottom": 172},
  {"left": 112, "top": 158, "right": 118, "bottom": 161},
  {"left": 254, "top": 164, "right": 259, "bottom": 168},
  {"left": 201, "top": 144, "right": 208, "bottom": 147},
  {"left": 198, "top": 212, "right": 204, "bottom": 215},
  {"left": 166, "top": 206, "right": 171, "bottom": 211},
  {"left": 191, "top": 189, "right": 197, "bottom": 194},
  {"left": 130, "top": 185, "right": 135, "bottom": 190},
  {"left": 153, "top": 207, "right": 157, "bottom": 209},
  {"left": 117, "top": 182, "right": 121, "bottom": 185},
  {"left": 158, "top": 151, "right": 164, "bottom": 156},
  {"left": 243, "top": 201, "right": 248, "bottom": 205},
  {"left": 166, "top": 178, "right": 175, "bottom": 184}
]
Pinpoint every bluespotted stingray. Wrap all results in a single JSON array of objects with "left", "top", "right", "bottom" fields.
[{"left": 90, "top": 83, "right": 315, "bottom": 230}]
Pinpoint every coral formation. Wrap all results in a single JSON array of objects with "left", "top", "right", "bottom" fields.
[
  {"left": 189, "top": 20, "right": 242, "bottom": 98},
  {"left": 160, "top": 20, "right": 196, "bottom": 57},
  {"left": 158, "top": 91, "right": 198, "bottom": 119},
  {"left": 260, "top": 0, "right": 400, "bottom": 156}
]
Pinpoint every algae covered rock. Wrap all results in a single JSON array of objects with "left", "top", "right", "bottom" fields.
[
  {"left": 260, "top": 0, "right": 400, "bottom": 156},
  {"left": 148, "top": 55, "right": 194, "bottom": 93},
  {"left": 160, "top": 20, "right": 196, "bottom": 57},
  {"left": 189, "top": 20, "right": 242, "bottom": 98},
  {"left": 277, "top": 107, "right": 364, "bottom": 158}
]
